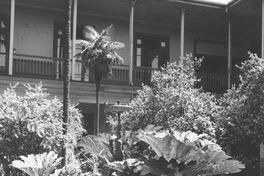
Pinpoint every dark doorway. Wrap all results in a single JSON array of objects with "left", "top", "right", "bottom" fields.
[{"left": 82, "top": 113, "right": 94, "bottom": 135}]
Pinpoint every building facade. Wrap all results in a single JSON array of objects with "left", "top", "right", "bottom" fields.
[{"left": 0, "top": 0, "right": 262, "bottom": 134}]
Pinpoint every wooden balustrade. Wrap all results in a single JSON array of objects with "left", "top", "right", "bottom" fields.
[
  {"left": 12, "top": 54, "right": 63, "bottom": 79},
  {"left": 196, "top": 72, "right": 228, "bottom": 93},
  {"left": 133, "top": 66, "right": 159, "bottom": 86},
  {"left": 0, "top": 53, "right": 235, "bottom": 93}
]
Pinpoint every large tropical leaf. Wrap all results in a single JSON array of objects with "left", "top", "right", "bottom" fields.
[
  {"left": 137, "top": 130, "right": 202, "bottom": 163},
  {"left": 183, "top": 151, "right": 245, "bottom": 176},
  {"left": 137, "top": 128, "right": 244, "bottom": 176},
  {"left": 77, "top": 134, "right": 114, "bottom": 160},
  {"left": 12, "top": 151, "right": 62, "bottom": 176}
]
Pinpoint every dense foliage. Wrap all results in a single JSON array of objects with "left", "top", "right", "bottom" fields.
[
  {"left": 216, "top": 53, "right": 264, "bottom": 175},
  {"left": 121, "top": 55, "right": 220, "bottom": 137},
  {"left": 0, "top": 83, "right": 85, "bottom": 175},
  {"left": 77, "top": 125, "right": 244, "bottom": 176}
]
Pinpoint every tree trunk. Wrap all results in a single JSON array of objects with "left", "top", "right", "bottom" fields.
[
  {"left": 62, "top": 0, "right": 72, "bottom": 166},
  {"left": 96, "top": 80, "right": 101, "bottom": 134}
]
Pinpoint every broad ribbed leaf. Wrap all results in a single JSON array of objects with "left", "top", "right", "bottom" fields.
[
  {"left": 210, "top": 160, "right": 245, "bottom": 174},
  {"left": 12, "top": 151, "right": 62, "bottom": 176},
  {"left": 170, "top": 139, "right": 197, "bottom": 163},
  {"left": 77, "top": 134, "right": 114, "bottom": 160},
  {"left": 138, "top": 131, "right": 172, "bottom": 161}
]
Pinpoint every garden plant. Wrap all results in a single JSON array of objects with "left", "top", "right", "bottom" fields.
[
  {"left": 75, "top": 24, "right": 125, "bottom": 134},
  {"left": 0, "top": 83, "right": 85, "bottom": 175},
  {"left": 216, "top": 53, "right": 264, "bottom": 175}
]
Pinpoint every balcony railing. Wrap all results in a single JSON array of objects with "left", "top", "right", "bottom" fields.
[
  {"left": 0, "top": 53, "right": 237, "bottom": 93},
  {"left": 196, "top": 73, "right": 228, "bottom": 93}
]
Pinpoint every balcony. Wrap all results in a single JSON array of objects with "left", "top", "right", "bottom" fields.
[{"left": 0, "top": 53, "right": 237, "bottom": 93}]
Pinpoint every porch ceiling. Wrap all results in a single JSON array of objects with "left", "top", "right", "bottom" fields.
[{"left": 0, "top": 0, "right": 261, "bottom": 36}]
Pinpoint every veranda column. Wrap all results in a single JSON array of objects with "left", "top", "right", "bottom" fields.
[
  {"left": 8, "top": 0, "right": 15, "bottom": 75},
  {"left": 71, "top": 0, "right": 77, "bottom": 80},
  {"left": 129, "top": 0, "right": 137, "bottom": 85},
  {"left": 226, "top": 9, "right": 232, "bottom": 158},
  {"left": 260, "top": 2, "right": 264, "bottom": 175},
  {"left": 180, "top": 9, "right": 185, "bottom": 58}
]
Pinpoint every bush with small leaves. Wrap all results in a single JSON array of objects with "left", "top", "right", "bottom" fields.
[
  {"left": 121, "top": 55, "right": 220, "bottom": 138},
  {"left": 0, "top": 83, "right": 85, "bottom": 175}
]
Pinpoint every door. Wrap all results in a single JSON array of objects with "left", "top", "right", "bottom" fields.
[{"left": 82, "top": 113, "right": 94, "bottom": 135}]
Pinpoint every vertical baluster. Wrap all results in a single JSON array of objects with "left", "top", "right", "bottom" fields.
[
  {"left": 30, "top": 59, "right": 34, "bottom": 75},
  {"left": 18, "top": 58, "right": 22, "bottom": 74},
  {"left": 44, "top": 61, "right": 47, "bottom": 76}
]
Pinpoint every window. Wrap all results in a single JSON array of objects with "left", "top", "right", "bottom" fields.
[
  {"left": 0, "top": 15, "right": 9, "bottom": 54},
  {"left": 0, "top": 15, "right": 9, "bottom": 74},
  {"left": 53, "top": 21, "right": 84, "bottom": 58},
  {"left": 134, "top": 33, "right": 169, "bottom": 68}
]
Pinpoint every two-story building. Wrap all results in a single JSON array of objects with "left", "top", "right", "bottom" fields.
[{"left": 0, "top": 0, "right": 262, "bottom": 134}]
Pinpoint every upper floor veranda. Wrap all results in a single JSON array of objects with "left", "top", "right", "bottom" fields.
[{"left": 0, "top": 0, "right": 262, "bottom": 95}]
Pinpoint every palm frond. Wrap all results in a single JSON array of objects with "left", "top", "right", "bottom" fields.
[
  {"left": 113, "top": 51, "right": 124, "bottom": 65},
  {"left": 100, "top": 24, "right": 115, "bottom": 37},
  {"left": 75, "top": 40, "right": 93, "bottom": 48},
  {"left": 109, "top": 42, "right": 125, "bottom": 49},
  {"left": 101, "top": 36, "right": 112, "bottom": 42},
  {"left": 104, "top": 24, "right": 115, "bottom": 35},
  {"left": 83, "top": 25, "right": 99, "bottom": 41}
]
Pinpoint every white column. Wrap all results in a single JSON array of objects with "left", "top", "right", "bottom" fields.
[
  {"left": 180, "top": 9, "right": 185, "bottom": 58},
  {"left": 227, "top": 14, "right": 232, "bottom": 89},
  {"left": 129, "top": 0, "right": 136, "bottom": 85},
  {"left": 71, "top": 0, "right": 77, "bottom": 80},
  {"left": 8, "top": 0, "right": 15, "bottom": 75}
]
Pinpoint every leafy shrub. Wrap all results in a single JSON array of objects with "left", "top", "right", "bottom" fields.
[
  {"left": 121, "top": 55, "right": 220, "bottom": 137},
  {"left": 0, "top": 83, "right": 85, "bottom": 175},
  {"left": 216, "top": 53, "right": 264, "bottom": 175}
]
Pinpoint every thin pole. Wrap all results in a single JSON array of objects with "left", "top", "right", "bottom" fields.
[
  {"left": 180, "top": 9, "right": 185, "bottom": 58},
  {"left": 129, "top": 0, "right": 136, "bottom": 85},
  {"left": 71, "top": 0, "right": 77, "bottom": 80},
  {"left": 227, "top": 12, "right": 232, "bottom": 89},
  {"left": 8, "top": 0, "right": 15, "bottom": 75},
  {"left": 62, "top": 0, "right": 72, "bottom": 166}
]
